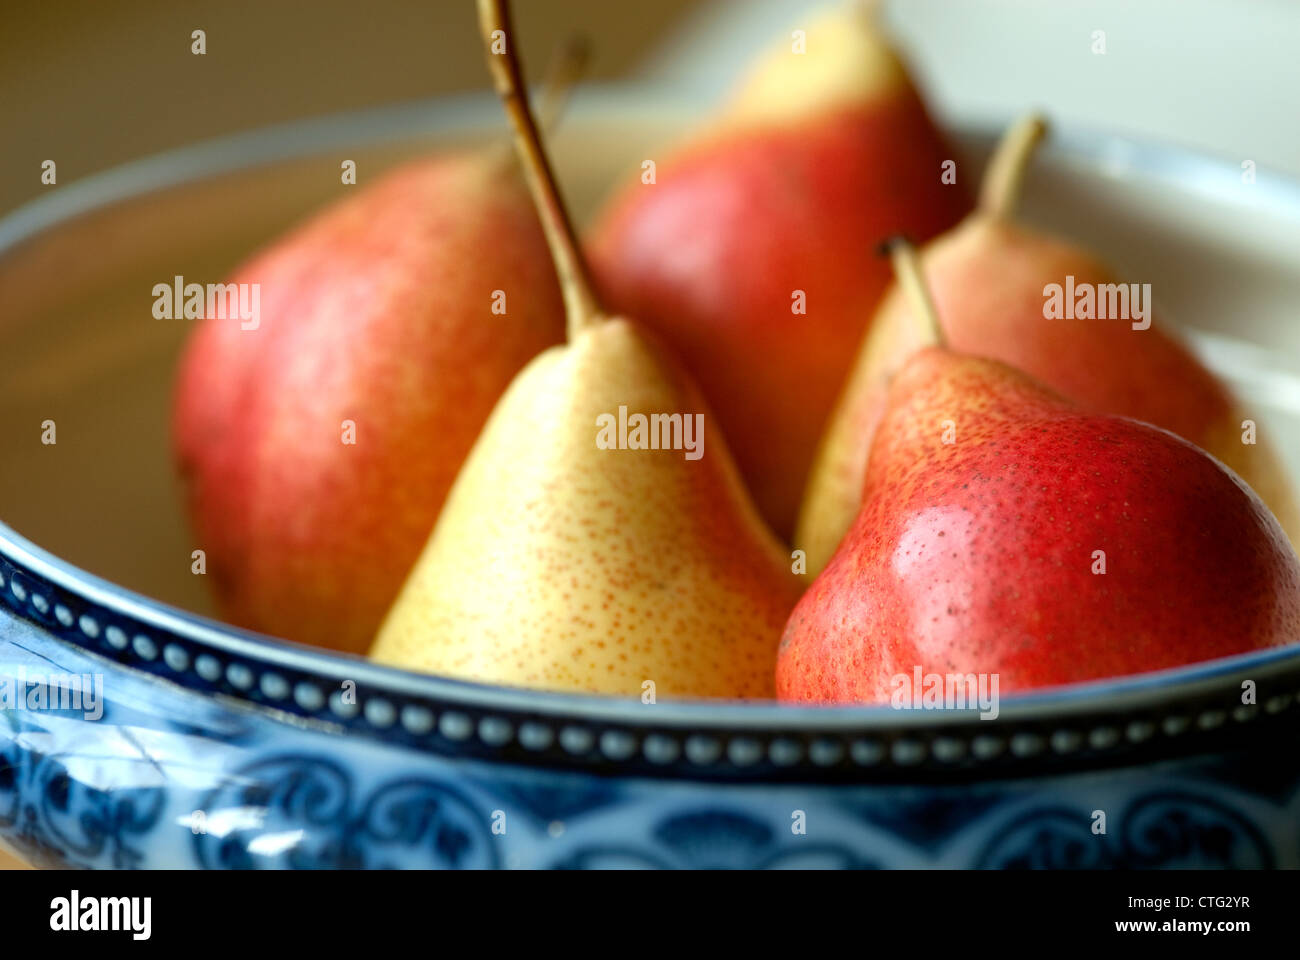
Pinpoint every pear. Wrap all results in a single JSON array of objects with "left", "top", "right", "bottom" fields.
[
  {"left": 170, "top": 45, "right": 599, "bottom": 654},
  {"left": 586, "top": 0, "right": 970, "bottom": 539},
  {"left": 777, "top": 243, "right": 1300, "bottom": 702},
  {"left": 371, "top": 0, "right": 802, "bottom": 698},
  {"left": 796, "top": 114, "right": 1300, "bottom": 576}
]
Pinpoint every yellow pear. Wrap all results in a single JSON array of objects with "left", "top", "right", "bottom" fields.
[{"left": 370, "top": 0, "right": 802, "bottom": 699}]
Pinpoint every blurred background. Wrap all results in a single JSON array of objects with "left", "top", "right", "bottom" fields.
[
  {"left": 3, "top": 0, "right": 1300, "bottom": 220},
  {"left": 1, "top": 0, "right": 1297, "bottom": 871}
]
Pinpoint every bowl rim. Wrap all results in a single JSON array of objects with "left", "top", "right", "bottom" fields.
[{"left": 2, "top": 88, "right": 1299, "bottom": 781}]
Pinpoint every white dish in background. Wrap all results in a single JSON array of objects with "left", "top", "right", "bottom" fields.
[{"left": 0, "top": 90, "right": 1297, "bottom": 617}]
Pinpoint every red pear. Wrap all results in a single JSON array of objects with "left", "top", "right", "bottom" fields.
[
  {"left": 797, "top": 114, "right": 1300, "bottom": 575},
  {"left": 777, "top": 245, "right": 1300, "bottom": 702},
  {"left": 587, "top": 1, "right": 970, "bottom": 538},
  {"left": 172, "top": 118, "right": 573, "bottom": 653}
]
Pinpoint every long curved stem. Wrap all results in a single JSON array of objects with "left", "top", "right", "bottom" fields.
[
  {"left": 884, "top": 236, "right": 945, "bottom": 348},
  {"left": 978, "top": 113, "right": 1049, "bottom": 219},
  {"left": 478, "top": 0, "right": 603, "bottom": 337}
]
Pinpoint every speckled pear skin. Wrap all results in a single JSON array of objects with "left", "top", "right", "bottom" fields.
[
  {"left": 777, "top": 348, "right": 1300, "bottom": 703},
  {"left": 586, "top": 4, "right": 970, "bottom": 540},
  {"left": 371, "top": 319, "right": 804, "bottom": 699},
  {"left": 796, "top": 216, "right": 1300, "bottom": 575},
  {"left": 173, "top": 155, "right": 565, "bottom": 655}
]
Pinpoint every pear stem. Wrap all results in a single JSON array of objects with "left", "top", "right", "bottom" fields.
[
  {"left": 852, "top": 0, "right": 883, "bottom": 24},
  {"left": 484, "top": 34, "right": 591, "bottom": 178},
  {"left": 978, "top": 113, "right": 1049, "bottom": 220},
  {"left": 477, "top": 0, "right": 604, "bottom": 337},
  {"left": 535, "top": 34, "right": 592, "bottom": 134},
  {"left": 885, "top": 237, "right": 945, "bottom": 348}
]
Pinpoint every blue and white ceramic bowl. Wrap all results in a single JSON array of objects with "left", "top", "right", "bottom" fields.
[{"left": 3, "top": 93, "right": 1300, "bottom": 869}]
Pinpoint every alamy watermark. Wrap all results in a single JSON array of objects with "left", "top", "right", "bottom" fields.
[
  {"left": 153, "top": 275, "right": 260, "bottom": 330},
  {"left": 596, "top": 405, "right": 704, "bottom": 461},
  {"left": 50, "top": 890, "right": 151, "bottom": 940},
  {"left": 890, "top": 666, "right": 1000, "bottom": 720},
  {"left": 0, "top": 667, "right": 103, "bottom": 721},
  {"left": 1043, "top": 275, "right": 1151, "bottom": 330}
]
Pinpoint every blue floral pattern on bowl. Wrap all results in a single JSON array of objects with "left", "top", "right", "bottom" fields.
[{"left": 3, "top": 522, "right": 1300, "bottom": 869}]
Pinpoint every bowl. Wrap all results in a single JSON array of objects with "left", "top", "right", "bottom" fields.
[{"left": 3, "top": 89, "right": 1300, "bottom": 869}]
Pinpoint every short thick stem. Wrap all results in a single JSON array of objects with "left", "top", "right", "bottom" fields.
[
  {"left": 978, "top": 113, "right": 1049, "bottom": 220},
  {"left": 884, "top": 236, "right": 945, "bottom": 348},
  {"left": 850, "top": 0, "right": 883, "bottom": 24}
]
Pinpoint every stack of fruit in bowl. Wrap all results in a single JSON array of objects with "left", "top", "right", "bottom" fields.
[{"left": 171, "top": 0, "right": 1300, "bottom": 707}]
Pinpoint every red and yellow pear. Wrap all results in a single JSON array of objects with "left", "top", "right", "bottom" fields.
[
  {"left": 777, "top": 242, "right": 1300, "bottom": 702},
  {"left": 587, "top": 0, "right": 970, "bottom": 538},
  {"left": 170, "top": 47, "right": 597, "bottom": 653},
  {"left": 797, "top": 114, "right": 1300, "bottom": 575}
]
